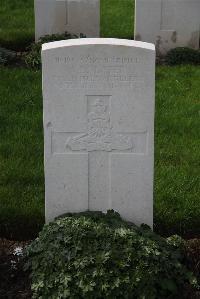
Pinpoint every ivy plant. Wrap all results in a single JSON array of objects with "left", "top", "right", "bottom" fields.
[{"left": 25, "top": 211, "right": 198, "bottom": 299}]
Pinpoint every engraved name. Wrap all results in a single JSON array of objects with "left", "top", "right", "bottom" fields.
[
  {"left": 55, "top": 55, "right": 140, "bottom": 64},
  {"left": 53, "top": 64, "right": 144, "bottom": 90}
]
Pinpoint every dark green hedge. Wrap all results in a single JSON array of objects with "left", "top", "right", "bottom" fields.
[
  {"left": 24, "top": 32, "right": 78, "bottom": 70},
  {"left": 166, "top": 47, "right": 200, "bottom": 65}
]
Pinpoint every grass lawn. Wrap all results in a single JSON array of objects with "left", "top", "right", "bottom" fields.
[
  {"left": 0, "top": 66, "right": 199, "bottom": 239},
  {"left": 154, "top": 66, "right": 200, "bottom": 236},
  {"left": 0, "top": 0, "right": 34, "bottom": 50},
  {"left": 101, "top": 0, "right": 134, "bottom": 39},
  {"left": 0, "top": 68, "right": 44, "bottom": 239},
  {"left": 0, "top": 0, "right": 200, "bottom": 239},
  {"left": 0, "top": 0, "right": 134, "bottom": 50}
]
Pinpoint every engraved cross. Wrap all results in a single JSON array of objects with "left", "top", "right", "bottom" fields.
[{"left": 50, "top": 96, "right": 147, "bottom": 211}]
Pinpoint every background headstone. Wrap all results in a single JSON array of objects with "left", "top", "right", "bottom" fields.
[
  {"left": 42, "top": 38, "right": 155, "bottom": 227},
  {"left": 35, "top": 0, "right": 100, "bottom": 40},
  {"left": 135, "top": 0, "right": 200, "bottom": 55}
]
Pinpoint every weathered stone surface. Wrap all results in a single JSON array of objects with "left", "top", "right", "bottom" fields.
[
  {"left": 135, "top": 0, "right": 200, "bottom": 55},
  {"left": 34, "top": 0, "right": 100, "bottom": 40},
  {"left": 42, "top": 38, "right": 155, "bottom": 227}
]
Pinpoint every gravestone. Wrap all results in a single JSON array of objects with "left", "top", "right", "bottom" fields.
[
  {"left": 34, "top": 0, "right": 100, "bottom": 40},
  {"left": 135, "top": 0, "right": 200, "bottom": 55},
  {"left": 42, "top": 38, "right": 155, "bottom": 227}
]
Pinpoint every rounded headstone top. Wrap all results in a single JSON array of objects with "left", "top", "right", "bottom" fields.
[{"left": 42, "top": 38, "right": 155, "bottom": 52}]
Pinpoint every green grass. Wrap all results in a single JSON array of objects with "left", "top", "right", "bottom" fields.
[
  {"left": 0, "top": 0, "right": 34, "bottom": 50},
  {"left": 0, "top": 66, "right": 199, "bottom": 239},
  {"left": 154, "top": 65, "right": 200, "bottom": 236},
  {"left": 0, "top": 67, "right": 44, "bottom": 239},
  {"left": 0, "top": 0, "right": 200, "bottom": 239},
  {"left": 101, "top": 0, "right": 134, "bottom": 38},
  {"left": 0, "top": 0, "right": 134, "bottom": 51}
]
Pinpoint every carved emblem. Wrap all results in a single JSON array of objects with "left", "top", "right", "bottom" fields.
[{"left": 66, "top": 98, "right": 133, "bottom": 152}]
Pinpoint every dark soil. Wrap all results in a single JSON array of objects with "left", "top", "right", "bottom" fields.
[
  {"left": 185, "top": 239, "right": 200, "bottom": 282},
  {"left": 0, "top": 239, "right": 31, "bottom": 299}
]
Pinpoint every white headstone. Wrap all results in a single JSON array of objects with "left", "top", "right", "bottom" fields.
[
  {"left": 135, "top": 0, "right": 200, "bottom": 55},
  {"left": 34, "top": 0, "right": 100, "bottom": 40},
  {"left": 42, "top": 38, "right": 155, "bottom": 227}
]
